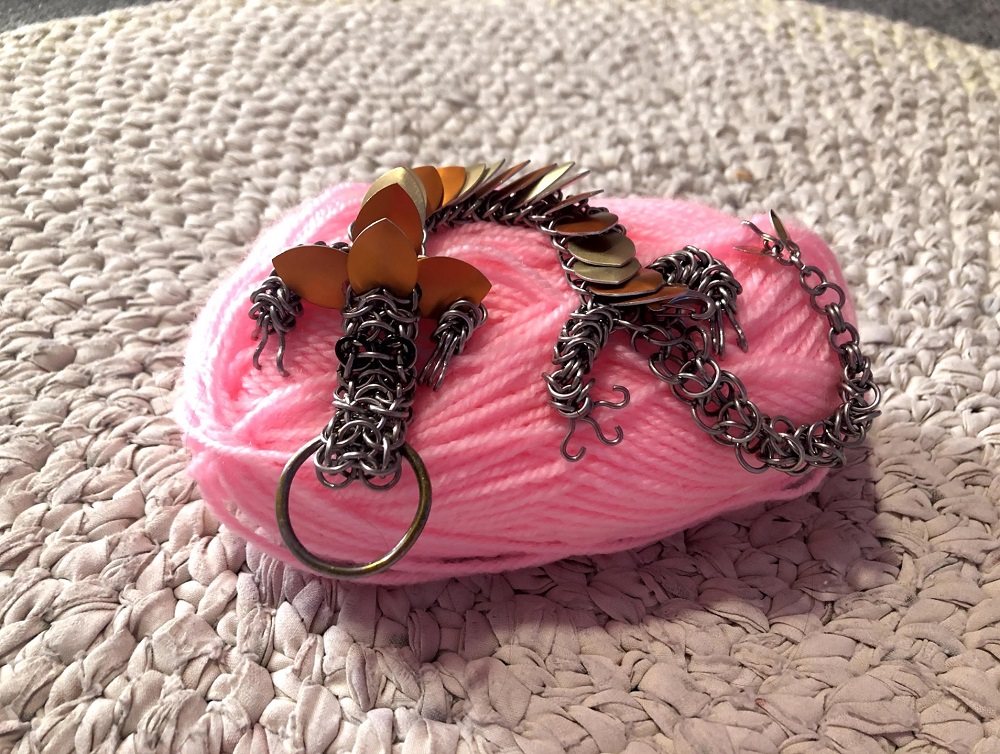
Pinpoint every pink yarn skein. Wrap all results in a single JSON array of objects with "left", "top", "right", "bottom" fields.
[{"left": 177, "top": 183, "right": 854, "bottom": 584}]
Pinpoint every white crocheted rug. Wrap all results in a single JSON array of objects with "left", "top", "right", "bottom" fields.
[{"left": 1, "top": 1, "right": 999, "bottom": 752}]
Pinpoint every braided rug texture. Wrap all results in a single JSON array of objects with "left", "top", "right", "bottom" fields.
[{"left": 1, "top": 1, "right": 998, "bottom": 752}]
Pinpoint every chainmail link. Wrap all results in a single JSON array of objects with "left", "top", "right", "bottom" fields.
[
  {"left": 649, "top": 246, "right": 748, "bottom": 357},
  {"left": 249, "top": 270, "right": 303, "bottom": 376},
  {"left": 418, "top": 299, "right": 487, "bottom": 390},
  {"left": 251, "top": 178, "right": 878, "bottom": 476},
  {"left": 636, "top": 233, "right": 880, "bottom": 475},
  {"left": 545, "top": 302, "right": 619, "bottom": 423},
  {"left": 313, "top": 287, "right": 420, "bottom": 490}
]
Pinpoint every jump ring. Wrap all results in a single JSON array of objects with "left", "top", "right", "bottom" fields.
[{"left": 275, "top": 438, "right": 431, "bottom": 578}]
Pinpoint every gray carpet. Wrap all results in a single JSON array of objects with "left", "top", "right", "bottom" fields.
[
  {"left": 813, "top": 0, "right": 1000, "bottom": 48},
  {"left": 0, "top": 0, "right": 161, "bottom": 32},
  {"left": 3, "top": 0, "right": 999, "bottom": 48},
  {"left": 1, "top": 0, "right": 999, "bottom": 752}
]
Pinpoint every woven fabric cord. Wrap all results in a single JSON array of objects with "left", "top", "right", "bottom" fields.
[
  {"left": 1, "top": 1, "right": 999, "bottom": 753},
  {"left": 178, "top": 187, "right": 850, "bottom": 583}
]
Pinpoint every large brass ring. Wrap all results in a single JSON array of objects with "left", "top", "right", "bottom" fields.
[{"left": 275, "top": 439, "right": 431, "bottom": 578}]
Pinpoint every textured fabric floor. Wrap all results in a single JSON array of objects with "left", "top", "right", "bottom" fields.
[{"left": 1, "top": 1, "right": 999, "bottom": 752}]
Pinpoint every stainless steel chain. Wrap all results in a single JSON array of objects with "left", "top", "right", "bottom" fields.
[
  {"left": 252, "top": 182, "right": 878, "bottom": 477},
  {"left": 648, "top": 246, "right": 748, "bottom": 357},
  {"left": 428, "top": 186, "right": 879, "bottom": 473},
  {"left": 314, "top": 287, "right": 420, "bottom": 490},
  {"left": 544, "top": 302, "right": 631, "bottom": 461},
  {"left": 669, "top": 220, "right": 880, "bottom": 474},
  {"left": 250, "top": 272, "right": 304, "bottom": 376},
  {"left": 249, "top": 166, "right": 885, "bottom": 580},
  {"left": 418, "top": 299, "right": 487, "bottom": 391}
]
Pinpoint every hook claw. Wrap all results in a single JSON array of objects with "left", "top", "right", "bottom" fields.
[
  {"left": 275, "top": 339, "right": 289, "bottom": 377},
  {"left": 581, "top": 415, "right": 624, "bottom": 446},
  {"left": 593, "top": 385, "right": 631, "bottom": 411},
  {"left": 560, "top": 419, "right": 587, "bottom": 463},
  {"left": 735, "top": 326, "right": 749, "bottom": 352},
  {"left": 559, "top": 414, "right": 626, "bottom": 463},
  {"left": 252, "top": 336, "right": 265, "bottom": 370},
  {"left": 251, "top": 326, "right": 289, "bottom": 376}
]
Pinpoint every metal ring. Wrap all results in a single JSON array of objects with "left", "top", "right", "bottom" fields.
[{"left": 275, "top": 438, "right": 431, "bottom": 579}]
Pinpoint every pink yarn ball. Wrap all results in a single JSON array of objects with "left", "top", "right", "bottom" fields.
[{"left": 176, "top": 183, "right": 853, "bottom": 584}]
